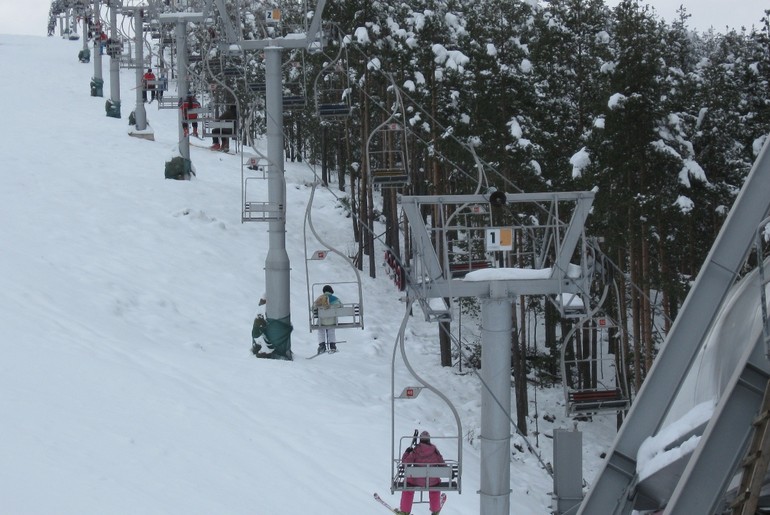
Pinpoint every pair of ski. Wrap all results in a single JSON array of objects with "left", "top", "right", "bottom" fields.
[
  {"left": 373, "top": 492, "right": 447, "bottom": 514},
  {"left": 305, "top": 341, "right": 347, "bottom": 359},
  {"left": 306, "top": 349, "right": 337, "bottom": 359}
]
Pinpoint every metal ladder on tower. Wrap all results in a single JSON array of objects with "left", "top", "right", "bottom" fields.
[{"left": 730, "top": 380, "right": 770, "bottom": 515}]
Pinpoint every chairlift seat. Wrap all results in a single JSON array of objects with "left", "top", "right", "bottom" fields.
[
  {"left": 157, "top": 96, "right": 179, "bottom": 110},
  {"left": 202, "top": 119, "right": 235, "bottom": 138},
  {"left": 283, "top": 95, "right": 306, "bottom": 109},
  {"left": 318, "top": 103, "right": 350, "bottom": 118},
  {"left": 144, "top": 79, "right": 167, "bottom": 91},
  {"left": 371, "top": 168, "right": 409, "bottom": 186},
  {"left": 568, "top": 389, "right": 628, "bottom": 413},
  {"left": 242, "top": 201, "right": 284, "bottom": 222},
  {"left": 310, "top": 304, "right": 362, "bottom": 330},
  {"left": 449, "top": 260, "right": 492, "bottom": 278},
  {"left": 392, "top": 462, "right": 460, "bottom": 492},
  {"left": 186, "top": 107, "right": 213, "bottom": 119}
]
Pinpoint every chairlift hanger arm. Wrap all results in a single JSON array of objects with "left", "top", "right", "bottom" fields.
[{"left": 211, "top": 0, "right": 240, "bottom": 44}]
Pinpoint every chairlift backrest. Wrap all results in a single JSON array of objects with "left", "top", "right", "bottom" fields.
[
  {"left": 308, "top": 282, "right": 363, "bottom": 331},
  {"left": 391, "top": 435, "right": 461, "bottom": 493}
]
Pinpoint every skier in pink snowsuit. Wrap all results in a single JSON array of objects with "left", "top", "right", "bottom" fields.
[{"left": 398, "top": 431, "right": 445, "bottom": 515}]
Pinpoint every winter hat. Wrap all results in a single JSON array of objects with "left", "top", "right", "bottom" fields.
[
  {"left": 419, "top": 430, "right": 430, "bottom": 442},
  {"left": 322, "top": 285, "right": 334, "bottom": 294}
]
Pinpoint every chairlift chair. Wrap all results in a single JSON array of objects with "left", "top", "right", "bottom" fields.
[
  {"left": 368, "top": 121, "right": 409, "bottom": 186},
  {"left": 157, "top": 95, "right": 180, "bottom": 109},
  {"left": 282, "top": 53, "right": 307, "bottom": 110},
  {"left": 315, "top": 66, "right": 350, "bottom": 118},
  {"left": 314, "top": 23, "right": 351, "bottom": 119},
  {"left": 391, "top": 434, "right": 461, "bottom": 494},
  {"left": 390, "top": 307, "right": 463, "bottom": 497},
  {"left": 303, "top": 182, "right": 364, "bottom": 332},
  {"left": 367, "top": 76, "right": 410, "bottom": 186},
  {"left": 241, "top": 149, "right": 282, "bottom": 222},
  {"left": 308, "top": 282, "right": 363, "bottom": 331},
  {"left": 560, "top": 314, "right": 630, "bottom": 416}
]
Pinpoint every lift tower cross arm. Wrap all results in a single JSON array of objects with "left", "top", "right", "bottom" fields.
[{"left": 217, "top": 0, "right": 327, "bottom": 51}]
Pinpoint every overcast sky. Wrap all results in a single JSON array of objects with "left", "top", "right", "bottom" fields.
[
  {"left": 606, "top": 0, "right": 768, "bottom": 32},
  {"left": 0, "top": 0, "right": 766, "bottom": 38}
]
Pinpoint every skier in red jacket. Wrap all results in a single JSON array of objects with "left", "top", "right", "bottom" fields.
[
  {"left": 142, "top": 68, "right": 156, "bottom": 103},
  {"left": 179, "top": 94, "right": 201, "bottom": 138},
  {"left": 398, "top": 431, "right": 446, "bottom": 515}
]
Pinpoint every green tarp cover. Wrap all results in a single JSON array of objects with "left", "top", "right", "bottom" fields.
[{"left": 252, "top": 315, "right": 293, "bottom": 360}]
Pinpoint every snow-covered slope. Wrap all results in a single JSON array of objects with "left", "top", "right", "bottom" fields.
[{"left": 0, "top": 34, "right": 617, "bottom": 514}]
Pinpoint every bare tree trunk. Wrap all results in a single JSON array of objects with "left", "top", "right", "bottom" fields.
[
  {"left": 439, "top": 320, "right": 452, "bottom": 367},
  {"left": 511, "top": 302, "right": 527, "bottom": 435},
  {"left": 629, "top": 233, "right": 642, "bottom": 391},
  {"left": 320, "top": 124, "right": 329, "bottom": 186},
  {"left": 295, "top": 117, "right": 302, "bottom": 162},
  {"left": 338, "top": 123, "right": 346, "bottom": 191},
  {"left": 517, "top": 296, "right": 528, "bottom": 419},
  {"left": 359, "top": 84, "right": 371, "bottom": 275},
  {"left": 365, "top": 102, "right": 376, "bottom": 279},
  {"left": 641, "top": 229, "right": 653, "bottom": 371}
]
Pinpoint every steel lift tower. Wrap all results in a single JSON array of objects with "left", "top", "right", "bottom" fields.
[
  {"left": 106, "top": 0, "right": 121, "bottom": 118},
  {"left": 91, "top": 0, "right": 104, "bottom": 97},
  {"left": 578, "top": 138, "right": 770, "bottom": 513},
  {"left": 399, "top": 191, "right": 595, "bottom": 515},
  {"left": 212, "top": 0, "right": 327, "bottom": 358},
  {"left": 157, "top": 4, "right": 214, "bottom": 172}
]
